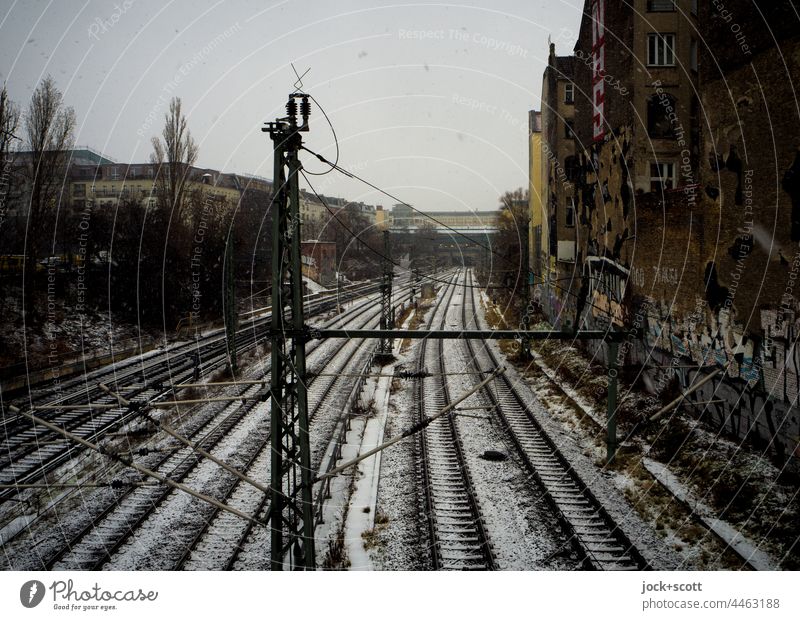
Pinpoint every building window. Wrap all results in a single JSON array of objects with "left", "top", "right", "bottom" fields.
[
  {"left": 647, "top": 93, "right": 676, "bottom": 138},
  {"left": 690, "top": 38, "right": 698, "bottom": 72},
  {"left": 647, "top": 33, "right": 676, "bottom": 67},
  {"left": 73, "top": 183, "right": 86, "bottom": 197},
  {"left": 650, "top": 162, "right": 676, "bottom": 192},
  {"left": 647, "top": 0, "right": 675, "bottom": 11},
  {"left": 564, "top": 120, "right": 575, "bottom": 139},
  {"left": 691, "top": 0, "right": 698, "bottom": 15},
  {"left": 111, "top": 166, "right": 120, "bottom": 180},
  {"left": 564, "top": 155, "right": 580, "bottom": 182},
  {"left": 564, "top": 82, "right": 574, "bottom": 104},
  {"left": 565, "top": 198, "right": 576, "bottom": 227}
]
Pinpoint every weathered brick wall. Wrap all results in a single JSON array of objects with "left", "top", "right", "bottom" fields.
[{"left": 562, "top": 2, "right": 800, "bottom": 467}]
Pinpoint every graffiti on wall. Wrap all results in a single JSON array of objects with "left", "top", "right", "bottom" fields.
[{"left": 585, "top": 255, "right": 628, "bottom": 329}]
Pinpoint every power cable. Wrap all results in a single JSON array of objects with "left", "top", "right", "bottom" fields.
[
  {"left": 301, "top": 95, "right": 339, "bottom": 175},
  {"left": 300, "top": 170, "right": 488, "bottom": 291},
  {"left": 301, "top": 147, "right": 620, "bottom": 324}
]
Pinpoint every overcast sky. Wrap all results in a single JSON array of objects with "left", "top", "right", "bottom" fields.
[{"left": 0, "top": 0, "right": 582, "bottom": 212}]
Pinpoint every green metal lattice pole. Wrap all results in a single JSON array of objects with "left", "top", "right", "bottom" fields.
[
  {"left": 224, "top": 229, "right": 237, "bottom": 376},
  {"left": 606, "top": 340, "right": 619, "bottom": 465},
  {"left": 265, "top": 93, "right": 315, "bottom": 570}
]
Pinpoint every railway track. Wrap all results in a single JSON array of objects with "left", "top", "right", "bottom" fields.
[
  {"left": 15, "top": 283, "right": 413, "bottom": 570},
  {"left": 217, "top": 278, "right": 430, "bottom": 571},
  {"left": 415, "top": 270, "right": 495, "bottom": 570},
  {"left": 1, "top": 282, "right": 414, "bottom": 569},
  {"left": 0, "top": 277, "right": 410, "bottom": 507},
  {"left": 178, "top": 304, "right": 390, "bottom": 570},
  {"left": 7, "top": 277, "right": 383, "bottom": 415},
  {"left": 461, "top": 269, "right": 647, "bottom": 570}
]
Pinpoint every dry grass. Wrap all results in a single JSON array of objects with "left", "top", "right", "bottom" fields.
[
  {"left": 361, "top": 509, "right": 390, "bottom": 550},
  {"left": 484, "top": 300, "right": 799, "bottom": 568},
  {"left": 400, "top": 298, "right": 435, "bottom": 353}
]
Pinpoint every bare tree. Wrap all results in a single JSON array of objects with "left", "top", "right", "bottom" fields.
[
  {"left": 494, "top": 187, "right": 530, "bottom": 316},
  {"left": 150, "top": 97, "right": 198, "bottom": 220},
  {"left": 0, "top": 83, "right": 21, "bottom": 242},
  {"left": 409, "top": 219, "right": 438, "bottom": 271},
  {"left": 0, "top": 82, "right": 20, "bottom": 177},
  {"left": 22, "top": 76, "right": 75, "bottom": 317}
]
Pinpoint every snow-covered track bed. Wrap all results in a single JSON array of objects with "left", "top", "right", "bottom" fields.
[
  {"left": 1, "top": 283, "right": 413, "bottom": 569},
  {"left": 51, "top": 388, "right": 269, "bottom": 570},
  {"left": 0, "top": 277, "right": 410, "bottom": 506},
  {"left": 179, "top": 305, "right": 388, "bottom": 570},
  {"left": 47, "top": 295, "right": 395, "bottom": 570},
  {"left": 416, "top": 271, "right": 495, "bottom": 570},
  {"left": 461, "top": 270, "right": 646, "bottom": 571}
]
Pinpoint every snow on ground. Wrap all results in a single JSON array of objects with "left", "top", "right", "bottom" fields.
[
  {"left": 342, "top": 279, "right": 578, "bottom": 569},
  {"left": 529, "top": 350, "right": 605, "bottom": 427},
  {"left": 303, "top": 276, "right": 329, "bottom": 294},
  {"left": 428, "top": 286, "right": 573, "bottom": 568},
  {"left": 342, "top": 364, "right": 393, "bottom": 570},
  {"left": 314, "top": 302, "right": 419, "bottom": 569},
  {"left": 474, "top": 288, "right": 682, "bottom": 570},
  {"left": 0, "top": 292, "right": 160, "bottom": 372},
  {"left": 0, "top": 515, "right": 35, "bottom": 547},
  {"left": 642, "top": 457, "right": 777, "bottom": 571},
  {"left": 104, "top": 401, "right": 269, "bottom": 570},
  {"left": 492, "top": 296, "right": 796, "bottom": 569},
  {"left": 354, "top": 306, "right": 425, "bottom": 570},
  {"left": 365, "top": 371, "right": 425, "bottom": 570}
]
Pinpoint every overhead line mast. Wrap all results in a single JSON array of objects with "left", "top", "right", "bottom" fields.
[{"left": 263, "top": 92, "right": 315, "bottom": 570}]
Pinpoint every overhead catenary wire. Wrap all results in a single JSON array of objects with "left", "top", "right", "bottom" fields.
[
  {"left": 300, "top": 146, "right": 623, "bottom": 324},
  {"left": 300, "top": 94, "right": 340, "bottom": 176},
  {"left": 302, "top": 145, "right": 501, "bottom": 249},
  {"left": 294, "top": 97, "right": 586, "bottom": 306},
  {"left": 97, "top": 383, "right": 271, "bottom": 495},
  {"left": 7, "top": 404, "right": 267, "bottom": 529},
  {"left": 300, "top": 170, "right": 487, "bottom": 291}
]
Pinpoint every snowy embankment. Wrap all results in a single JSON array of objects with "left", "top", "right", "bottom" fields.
[{"left": 642, "top": 458, "right": 777, "bottom": 571}]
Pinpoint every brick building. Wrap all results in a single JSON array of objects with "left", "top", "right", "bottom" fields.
[
  {"left": 540, "top": 45, "right": 579, "bottom": 326},
  {"left": 301, "top": 240, "right": 337, "bottom": 285},
  {"left": 533, "top": 0, "right": 800, "bottom": 465}
]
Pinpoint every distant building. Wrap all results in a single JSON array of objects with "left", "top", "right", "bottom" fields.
[
  {"left": 539, "top": 45, "right": 579, "bottom": 325},
  {"left": 67, "top": 161, "right": 241, "bottom": 214},
  {"left": 10, "top": 147, "right": 271, "bottom": 219},
  {"left": 375, "top": 205, "right": 388, "bottom": 230},
  {"left": 347, "top": 201, "right": 376, "bottom": 227},
  {"left": 299, "top": 189, "right": 330, "bottom": 225},
  {"left": 301, "top": 240, "right": 336, "bottom": 285},
  {"left": 528, "top": 110, "right": 543, "bottom": 287},
  {"left": 389, "top": 203, "right": 497, "bottom": 232}
]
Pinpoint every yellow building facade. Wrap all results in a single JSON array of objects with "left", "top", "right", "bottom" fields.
[{"left": 528, "top": 110, "right": 544, "bottom": 284}]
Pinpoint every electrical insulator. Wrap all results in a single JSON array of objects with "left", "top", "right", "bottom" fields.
[
  {"left": 300, "top": 96, "right": 310, "bottom": 120},
  {"left": 286, "top": 98, "right": 298, "bottom": 120}
]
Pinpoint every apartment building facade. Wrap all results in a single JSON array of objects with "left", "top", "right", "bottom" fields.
[
  {"left": 539, "top": 46, "right": 580, "bottom": 326},
  {"left": 534, "top": 0, "right": 800, "bottom": 464},
  {"left": 68, "top": 162, "right": 242, "bottom": 212},
  {"left": 528, "top": 110, "right": 543, "bottom": 284}
]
